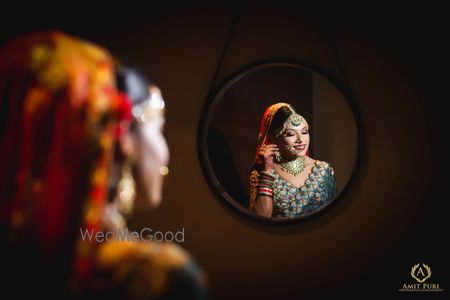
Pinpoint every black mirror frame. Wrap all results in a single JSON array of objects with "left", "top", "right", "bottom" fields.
[{"left": 197, "top": 58, "right": 365, "bottom": 225}]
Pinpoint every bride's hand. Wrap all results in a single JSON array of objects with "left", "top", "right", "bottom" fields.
[{"left": 258, "top": 144, "right": 279, "bottom": 172}]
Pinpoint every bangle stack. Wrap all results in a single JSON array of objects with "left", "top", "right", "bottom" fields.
[{"left": 257, "top": 170, "right": 275, "bottom": 198}]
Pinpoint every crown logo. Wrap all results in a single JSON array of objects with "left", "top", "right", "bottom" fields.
[{"left": 411, "top": 263, "right": 432, "bottom": 283}]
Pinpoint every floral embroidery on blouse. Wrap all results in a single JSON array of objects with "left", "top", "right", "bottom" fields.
[{"left": 249, "top": 160, "right": 336, "bottom": 219}]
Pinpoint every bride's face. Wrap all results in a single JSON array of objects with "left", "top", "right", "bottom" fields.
[
  {"left": 137, "top": 113, "right": 169, "bottom": 208},
  {"left": 278, "top": 121, "right": 310, "bottom": 158},
  {"left": 121, "top": 86, "right": 169, "bottom": 209}
]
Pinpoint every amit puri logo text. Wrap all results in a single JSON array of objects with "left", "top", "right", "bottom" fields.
[{"left": 399, "top": 263, "right": 443, "bottom": 292}]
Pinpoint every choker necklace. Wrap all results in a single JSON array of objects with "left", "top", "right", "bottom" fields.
[{"left": 280, "top": 156, "right": 305, "bottom": 176}]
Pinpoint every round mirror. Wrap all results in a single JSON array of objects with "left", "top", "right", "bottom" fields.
[{"left": 198, "top": 62, "right": 360, "bottom": 223}]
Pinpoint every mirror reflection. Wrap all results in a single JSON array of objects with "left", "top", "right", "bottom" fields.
[
  {"left": 203, "top": 63, "right": 358, "bottom": 221},
  {"left": 249, "top": 103, "right": 336, "bottom": 218}
]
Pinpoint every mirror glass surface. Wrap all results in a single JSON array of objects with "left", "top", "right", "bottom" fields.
[{"left": 201, "top": 63, "right": 359, "bottom": 222}]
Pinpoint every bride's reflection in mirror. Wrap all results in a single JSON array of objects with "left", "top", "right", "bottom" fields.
[
  {"left": 200, "top": 62, "right": 359, "bottom": 223},
  {"left": 250, "top": 103, "right": 336, "bottom": 219}
]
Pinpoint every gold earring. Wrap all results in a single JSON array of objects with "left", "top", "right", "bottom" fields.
[
  {"left": 275, "top": 151, "right": 282, "bottom": 162},
  {"left": 117, "top": 161, "right": 136, "bottom": 215}
]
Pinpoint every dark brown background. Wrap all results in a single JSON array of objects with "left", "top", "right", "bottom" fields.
[{"left": 1, "top": 3, "right": 447, "bottom": 299}]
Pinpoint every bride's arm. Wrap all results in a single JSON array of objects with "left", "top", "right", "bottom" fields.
[{"left": 249, "top": 170, "right": 273, "bottom": 217}]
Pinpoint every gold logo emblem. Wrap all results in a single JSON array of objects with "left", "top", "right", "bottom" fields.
[
  {"left": 399, "top": 263, "right": 442, "bottom": 292},
  {"left": 410, "top": 263, "right": 431, "bottom": 283}
]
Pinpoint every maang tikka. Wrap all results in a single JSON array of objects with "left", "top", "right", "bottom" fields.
[{"left": 275, "top": 112, "right": 306, "bottom": 139}]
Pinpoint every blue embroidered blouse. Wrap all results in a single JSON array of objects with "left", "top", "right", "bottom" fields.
[{"left": 250, "top": 160, "right": 336, "bottom": 219}]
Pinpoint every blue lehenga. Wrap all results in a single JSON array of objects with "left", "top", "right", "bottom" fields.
[{"left": 250, "top": 160, "right": 336, "bottom": 219}]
